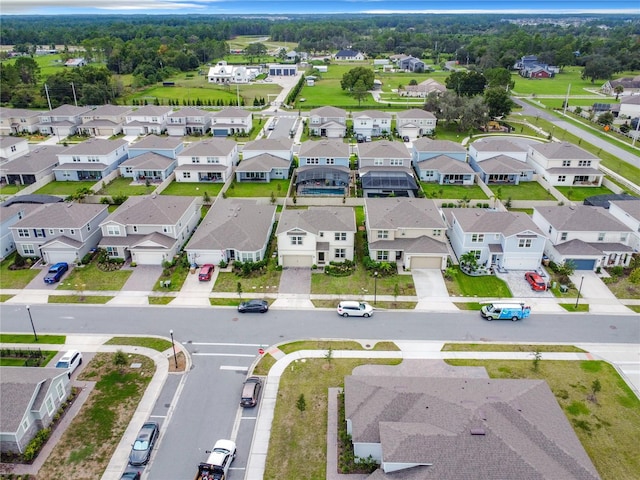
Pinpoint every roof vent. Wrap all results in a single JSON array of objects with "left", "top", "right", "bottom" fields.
[{"left": 470, "top": 428, "right": 486, "bottom": 436}]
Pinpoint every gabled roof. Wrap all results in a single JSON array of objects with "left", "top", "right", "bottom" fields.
[
  {"left": 129, "top": 135, "right": 183, "bottom": 151},
  {"left": 58, "top": 138, "right": 128, "bottom": 156},
  {"left": 475, "top": 154, "right": 531, "bottom": 174},
  {"left": 169, "top": 107, "right": 211, "bottom": 118},
  {"left": 554, "top": 239, "right": 607, "bottom": 256},
  {"left": 396, "top": 109, "right": 436, "bottom": 120},
  {"left": 43, "top": 104, "right": 92, "bottom": 117},
  {"left": 412, "top": 138, "right": 466, "bottom": 153},
  {"left": 242, "top": 138, "right": 293, "bottom": 152},
  {"left": 179, "top": 138, "right": 236, "bottom": 157},
  {"left": 609, "top": 199, "right": 640, "bottom": 219},
  {"left": 298, "top": 139, "right": 350, "bottom": 158},
  {"left": 0, "top": 107, "right": 44, "bottom": 120},
  {"left": 276, "top": 206, "right": 355, "bottom": 235},
  {"left": 211, "top": 107, "right": 251, "bottom": 119},
  {"left": 119, "top": 152, "right": 175, "bottom": 170},
  {"left": 235, "top": 153, "right": 290, "bottom": 172},
  {"left": 365, "top": 198, "right": 444, "bottom": 230},
  {"left": 102, "top": 195, "right": 195, "bottom": 227},
  {"left": 534, "top": 205, "right": 631, "bottom": 232},
  {"left": 445, "top": 209, "right": 545, "bottom": 236},
  {"left": 0, "top": 136, "right": 27, "bottom": 148},
  {"left": 369, "top": 235, "right": 449, "bottom": 255},
  {"left": 186, "top": 198, "right": 276, "bottom": 251},
  {"left": 420, "top": 155, "right": 475, "bottom": 174},
  {"left": 621, "top": 96, "right": 640, "bottom": 105},
  {"left": 470, "top": 137, "right": 528, "bottom": 153},
  {"left": 83, "top": 105, "right": 133, "bottom": 117},
  {"left": 309, "top": 106, "right": 347, "bottom": 118},
  {"left": 353, "top": 110, "right": 392, "bottom": 120},
  {"left": 0, "top": 145, "right": 66, "bottom": 174},
  {"left": 128, "top": 105, "right": 172, "bottom": 117},
  {"left": 357, "top": 140, "right": 411, "bottom": 159},
  {"left": 335, "top": 49, "right": 361, "bottom": 57},
  {"left": 530, "top": 141, "right": 598, "bottom": 160},
  {"left": 12, "top": 202, "right": 107, "bottom": 229}
]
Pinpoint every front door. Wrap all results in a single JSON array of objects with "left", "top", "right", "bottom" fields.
[{"left": 318, "top": 252, "right": 325, "bottom": 264}]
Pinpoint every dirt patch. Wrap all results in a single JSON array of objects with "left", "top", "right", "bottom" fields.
[{"left": 168, "top": 351, "right": 187, "bottom": 372}]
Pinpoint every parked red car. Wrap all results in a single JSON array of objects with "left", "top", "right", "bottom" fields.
[
  {"left": 524, "top": 271, "right": 547, "bottom": 291},
  {"left": 198, "top": 264, "right": 214, "bottom": 281}
]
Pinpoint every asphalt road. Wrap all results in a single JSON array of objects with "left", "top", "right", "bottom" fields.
[{"left": 1, "top": 304, "right": 638, "bottom": 480}]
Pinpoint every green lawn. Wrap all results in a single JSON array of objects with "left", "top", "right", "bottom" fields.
[
  {"left": 224, "top": 179, "right": 290, "bottom": 197},
  {"left": 213, "top": 269, "right": 282, "bottom": 294},
  {"left": 556, "top": 185, "right": 613, "bottom": 202},
  {"left": 152, "top": 258, "right": 190, "bottom": 292},
  {"left": 310, "top": 266, "right": 416, "bottom": 297},
  {"left": 0, "top": 350, "right": 58, "bottom": 367},
  {"left": 489, "top": 183, "right": 556, "bottom": 201},
  {"left": 56, "top": 262, "right": 132, "bottom": 291},
  {"left": 510, "top": 67, "right": 609, "bottom": 96},
  {"left": 0, "top": 183, "right": 22, "bottom": 195},
  {"left": 34, "top": 180, "right": 97, "bottom": 196},
  {"left": 0, "top": 294, "right": 14, "bottom": 302},
  {"left": 148, "top": 296, "right": 174, "bottom": 305},
  {"left": 0, "top": 333, "right": 65, "bottom": 344},
  {"left": 105, "top": 336, "right": 172, "bottom": 352},
  {"left": 421, "top": 183, "right": 488, "bottom": 200},
  {"left": 0, "top": 253, "right": 40, "bottom": 289},
  {"left": 1, "top": 53, "right": 66, "bottom": 79},
  {"left": 48, "top": 295, "right": 113, "bottom": 304},
  {"left": 99, "top": 177, "right": 156, "bottom": 197},
  {"left": 445, "top": 267, "right": 512, "bottom": 297},
  {"left": 160, "top": 182, "right": 223, "bottom": 197}
]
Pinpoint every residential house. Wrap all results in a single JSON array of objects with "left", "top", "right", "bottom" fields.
[
  {"left": 601, "top": 75, "right": 640, "bottom": 96},
  {"left": 174, "top": 138, "right": 238, "bottom": 183},
  {"left": 395, "top": 109, "right": 437, "bottom": 139},
  {"left": 128, "top": 135, "right": 184, "bottom": 160},
  {"left": 185, "top": 198, "right": 276, "bottom": 266},
  {"left": 207, "top": 61, "right": 261, "bottom": 83},
  {"left": 78, "top": 105, "right": 133, "bottom": 137},
  {"left": 119, "top": 152, "right": 176, "bottom": 183},
  {"left": 0, "top": 107, "right": 44, "bottom": 135},
  {"left": 0, "top": 145, "right": 65, "bottom": 186},
  {"left": 527, "top": 142, "right": 603, "bottom": 187},
  {"left": 267, "top": 64, "right": 298, "bottom": 76},
  {"left": 53, "top": 138, "right": 129, "bottom": 181},
  {"left": 444, "top": 209, "right": 546, "bottom": 270},
  {"left": 275, "top": 206, "right": 356, "bottom": 267},
  {"left": 235, "top": 138, "right": 293, "bottom": 182},
  {"left": 608, "top": 199, "right": 640, "bottom": 252},
  {"left": 344, "top": 375, "right": 600, "bottom": 480},
  {"left": 296, "top": 139, "right": 351, "bottom": 196},
  {"left": 99, "top": 195, "right": 200, "bottom": 265},
  {"left": 64, "top": 58, "right": 86, "bottom": 67},
  {"left": 334, "top": 50, "right": 364, "bottom": 61},
  {"left": 123, "top": 105, "right": 173, "bottom": 136},
  {"left": 352, "top": 110, "right": 392, "bottom": 138},
  {"left": 167, "top": 107, "right": 212, "bottom": 136},
  {"left": 308, "top": 106, "right": 347, "bottom": 138},
  {"left": 412, "top": 138, "right": 473, "bottom": 185},
  {"left": 522, "top": 65, "right": 555, "bottom": 78},
  {"left": 37, "top": 104, "right": 93, "bottom": 138},
  {"left": 470, "top": 154, "right": 535, "bottom": 185},
  {"left": 397, "top": 55, "right": 427, "bottom": 72},
  {"left": 0, "top": 203, "right": 41, "bottom": 260},
  {"left": 514, "top": 54, "right": 558, "bottom": 78},
  {"left": 10, "top": 202, "right": 108, "bottom": 264},
  {"left": 357, "top": 141, "right": 417, "bottom": 198},
  {"left": 0, "top": 137, "right": 29, "bottom": 163},
  {"left": 400, "top": 79, "right": 446, "bottom": 98},
  {"left": 210, "top": 107, "right": 252, "bottom": 137},
  {"left": 618, "top": 96, "right": 640, "bottom": 119},
  {"left": 468, "top": 137, "right": 528, "bottom": 163},
  {"left": 532, "top": 205, "right": 633, "bottom": 270},
  {"left": 0, "top": 367, "right": 72, "bottom": 455}
]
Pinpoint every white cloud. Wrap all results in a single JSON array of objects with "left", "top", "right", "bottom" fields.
[{"left": 1, "top": 0, "right": 212, "bottom": 13}]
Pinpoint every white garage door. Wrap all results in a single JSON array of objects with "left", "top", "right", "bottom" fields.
[
  {"left": 410, "top": 256, "right": 442, "bottom": 269},
  {"left": 503, "top": 257, "right": 539, "bottom": 270},
  {"left": 282, "top": 255, "right": 313, "bottom": 268},
  {"left": 44, "top": 250, "right": 75, "bottom": 265},
  {"left": 133, "top": 251, "right": 164, "bottom": 265}
]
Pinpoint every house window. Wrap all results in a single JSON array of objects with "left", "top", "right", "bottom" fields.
[
  {"left": 471, "top": 234, "right": 484, "bottom": 242},
  {"left": 163, "top": 226, "right": 171, "bottom": 233},
  {"left": 56, "top": 382, "right": 65, "bottom": 400},
  {"left": 22, "top": 244, "right": 35, "bottom": 255},
  {"left": 390, "top": 159, "right": 403, "bottom": 166},
  {"left": 376, "top": 250, "right": 389, "bottom": 261},
  {"left": 434, "top": 229, "right": 441, "bottom": 236},
  {"left": 192, "top": 157, "right": 200, "bottom": 163},
  {"left": 34, "top": 229, "right": 45, "bottom": 238},
  {"left": 70, "top": 229, "right": 75, "bottom": 235},
  {"left": 377, "top": 230, "right": 389, "bottom": 239},
  {"left": 335, "top": 248, "right": 346, "bottom": 258},
  {"left": 106, "top": 247, "right": 118, "bottom": 257},
  {"left": 334, "top": 232, "right": 346, "bottom": 241},
  {"left": 307, "top": 158, "right": 319, "bottom": 164},
  {"left": 561, "top": 232, "right": 568, "bottom": 241},
  {"left": 10, "top": 145, "right": 16, "bottom": 152},
  {"left": 562, "top": 160, "right": 571, "bottom": 167},
  {"left": 621, "top": 233, "right": 628, "bottom": 242},
  {"left": 72, "top": 156, "right": 81, "bottom": 162},
  {"left": 557, "top": 175, "right": 566, "bottom": 182},
  {"left": 133, "top": 226, "right": 138, "bottom": 233},
  {"left": 49, "top": 229, "right": 55, "bottom": 235},
  {"left": 326, "top": 158, "right": 335, "bottom": 165},
  {"left": 597, "top": 233, "right": 605, "bottom": 241},
  {"left": 518, "top": 238, "right": 532, "bottom": 248},
  {"left": 125, "top": 167, "right": 133, "bottom": 174},
  {"left": 291, "top": 236, "right": 302, "bottom": 245},
  {"left": 374, "top": 159, "right": 384, "bottom": 166},
  {"left": 106, "top": 225, "right": 120, "bottom": 236},
  {"left": 59, "top": 229, "right": 64, "bottom": 233},
  {"left": 22, "top": 418, "right": 29, "bottom": 432},
  {"left": 578, "top": 160, "right": 592, "bottom": 167},
  {"left": 17, "top": 228, "right": 29, "bottom": 238},
  {"left": 319, "top": 232, "right": 324, "bottom": 238},
  {"left": 470, "top": 249, "right": 481, "bottom": 260},
  {"left": 45, "top": 396, "right": 55, "bottom": 415},
  {"left": 207, "top": 157, "right": 219, "bottom": 164}
]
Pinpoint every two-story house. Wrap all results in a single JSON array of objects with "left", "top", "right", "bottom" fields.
[
  {"left": 53, "top": 138, "right": 129, "bottom": 181},
  {"left": 0, "top": 145, "right": 65, "bottom": 186},
  {"left": 532, "top": 205, "right": 633, "bottom": 270},
  {"left": 123, "top": 105, "right": 173, "bottom": 136},
  {"left": 395, "top": 109, "right": 437, "bottom": 140},
  {"left": 0, "top": 137, "right": 29, "bottom": 163},
  {"left": 10, "top": 202, "right": 108, "bottom": 264},
  {"left": 352, "top": 110, "right": 392, "bottom": 138},
  {"left": 0, "top": 202, "right": 42, "bottom": 260},
  {"left": 357, "top": 140, "right": 417, "bottom": 197},
  {"left": 296, "top": 139, "right": 351, "bottom": 196},
  {"left": 397, "top": 55, "right": 427, "bottom": 72},
  {"left": 443, "top": 209, "right": 546, "bottom": 270},
  {"left": 608, "top": 199, "right": 640, "bottom": 252},
  {"left": 99, "top": 195, "right": 200, "bottom": 265},
  {"left": 468, "top": 137, "right": 528, "bottom": 162},
  {"left": 167, "top": 107, "right": 212, "bottom": 136},
  {"left": 37, "top": 104, "right": 93, "bottom": 138},
  {"left": 185, "top": 198, "right": 277, "bottom": 266},
  {"left": 412, "top": 138, "right": 474, "bottom": 185},
  {"left": 119, "top": 152, "right": 176, "bottom": 183},
  {"left": 78, "top": 105, "right": 133, "bottom": 137},
  {"left": 174, "top": 138, "right": 238, "bottom": 183},
  {"left": 210, "top": 107, "right": 253, "bottom": 137},
  {"left": 334, "top": 50, "right": 364, "bottom": 61},
  {"left": 468, "top": 138, "right": 534, "bottom": 185},
  {"left": 365, "top": 198, "right": 448, "bottom": 269},
  {"left": 527, "top": 142, "right": 603, "bottom": 187},
  {"left": 235, "top": 138, "right": 293, "bottom": 182},
  {"left": 207, "top": 61, "right": 261, "bottom": 84},
  {"left": 308, "top": 106, "right": 347, "bottom": 138},
  {"left": 128, "top": 135, "right": 184, "bottom": 160},
  {"left": 0, "top": 107, "right": 44, "bottom": 135},
  {"left": 275, "top": 206, "right": 356, "bottom": 268}
]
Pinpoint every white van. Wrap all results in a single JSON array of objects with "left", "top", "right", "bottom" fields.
[{"left": 336, "top": 301, "right": 374, "bottom": 317}]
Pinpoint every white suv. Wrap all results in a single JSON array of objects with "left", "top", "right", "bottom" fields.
[
  {"left": 55, "top": 350, "right": 83, "bottom": 377},
  {"left": 336, "top": 301, "right": 374, "bottom": 317}
]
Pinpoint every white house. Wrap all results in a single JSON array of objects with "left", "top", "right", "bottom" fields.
[
  {"left": 608, "top": 199, "right": 640, "bottom": 252},
  {"left": 208, "top": 61, "right": 261, "bottom": 84},
  {"left": 0, "top": 107, "right": 44, "bottom": 135},
  {"left": 37, "top": 104, "right": 92, "bottom": 138},
  {"left": 352, "top": 110, "right": 392, "bottom": 138},
  {"left": 527, "top": 141, "right": 603, "bottom": 187},
  {"left": 174, "top": 138, "right": 238, "bottom": 183},
  {"left": 53, "top": 138, "right": 129, "bottom": 181},
  {"left": 79, "top": 105, "right": 133, "bottom": 137},
  {"left": 123, "top": 105, "right": 173, "bottom": 136},
  {"left": 0, "top": 203, "right": 41, "bottom": 260},
  {"left": 166, "top": 107, "right": 212, "bottom": 137},
  {"left": 0, "top": 137, "right": 29, "bottom": 162},
  {"left": 618, "top": 96, "right": 640, "bottom": 118},
  {"left": 308, "top": 106, "right": 347, "bottom": 138},
  {"left": 210, "top": 107, "right": 252, "bottom": 137},
  {"left": 395, "top": 109, "right": 437, "bottom": 139}
]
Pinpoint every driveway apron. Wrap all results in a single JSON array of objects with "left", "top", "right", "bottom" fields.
[
  {"left": 412, "top": 269, "right": 458, "bottom": 311},
  {"left": 278, "top": 267, "right": 311, "bottom": 294}
]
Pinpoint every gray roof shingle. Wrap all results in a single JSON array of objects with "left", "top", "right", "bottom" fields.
[
  {"left": 179, "top": 138, "right": 236, "bottom": 157},
  {"left": 534, "top": 205, "right": 631, "bottom": 232},
  {"left": 102, "top": 195, "right": 195, "bottom": 226},
  {"left": 61, "top": 138, "right": 128, "bottom": 156},
  {"left": 298, "top": 139, "right": 350, "bottom": 158},
  {"left": 412, "top": 138, "right": 466, "bottom": 153},
  {"left": 276, "top": 206, "right": 355, "bottom": 235},
  {"left": 13, "top": 202, "right": 107, "bottom": 229},
  {"left": 445, "top": 209, "right": 545, "bottom": 236},
  {"left": 365, "top": 198, "right": 445, "bottom": 230},
  {"left": 530, "top": 142, "right": 598, "bottom": 160},
  {"left": 357, "top": 140, "right": 411, "bottom": 159}
]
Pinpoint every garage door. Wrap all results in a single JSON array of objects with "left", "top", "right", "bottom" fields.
[
  {"left": 133, "top": 251, "right": 164, "bottom": 265},
  {"left": 44, "top": 251, "right": 74, "bottom": 265},
  {"left": 566, "top": 258, "right": 596, "bottom": 270},
  {"left": 212, "top": 129, "right": 228, "bottom": 137},
  {"left": 282, "top": 255, "right": 313, "bottom": 268},
  {"left": 410, "top": 256, "right": 442, "bottom": 269}
]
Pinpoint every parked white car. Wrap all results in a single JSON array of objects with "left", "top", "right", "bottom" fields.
[
  {"left": 55, "top": 350, "right": 83, "bottom": 377},
  {"left": 336, "top": 301, "right": 374, "bottom": 318}
]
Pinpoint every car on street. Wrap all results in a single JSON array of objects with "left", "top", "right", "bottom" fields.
[
  {"left": 129, "top": 422, "right": 160, "bottom": 466},
  {"left": 199, "top": 439, "right": 236, "bottom": 480},
  {"left": 524, "top": 271, "right": 547, "bottom": 291},
  {"left": 119, "top": 472, "right": 141, "bottom": 480},
  {"left": 336, "top": 301, "right": 374, "bottom": 317},
  {"left": 55, "top": 350, "right": 83, "bottom": 377},
  {"left": 240, "top": 376, "right": 263, "bottom": 407},
  {"left": 238, "top": 299, "right": 269, "bottom": 313},
  {"left": 198, "top": 264, "right": 214, "bottom": 281},
  {"left": 44, "top": 262, "right": 68, "bottom": 284}
]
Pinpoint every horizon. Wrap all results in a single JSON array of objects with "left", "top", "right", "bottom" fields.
[{"left": 2, "top": 1, "right": 639, "bottom": 16}]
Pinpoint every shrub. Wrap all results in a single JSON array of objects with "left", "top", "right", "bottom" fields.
[
  {"left": 610, "top": 265, "right": 624, "bottom": 277},
  {"left": 219, "top": 260, "right": 227, "bottom": 269},
  {"left": 22, "top": 427, "right": 51, "bottom": 462},
  {"left": 13, "top": 254, "right": 26, "bottom": 268}
]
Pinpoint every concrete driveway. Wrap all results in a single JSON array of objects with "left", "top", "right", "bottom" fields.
[
  {"left": 108, "top": 265, "right": 163, "bottom": 305},
  {"left": 570, "top": 271, "right": 632, "bottom": 314},
  {"left": 412, "top": 269, "right": 457, "bottom": 311}
]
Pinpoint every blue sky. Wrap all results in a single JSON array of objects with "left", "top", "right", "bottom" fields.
[{"left": 2, "top": 0, "right": 639, "bottom": 15}]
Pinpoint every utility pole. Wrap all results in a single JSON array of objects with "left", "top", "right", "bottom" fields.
[
  {"left": 563, "top": 83, "right": 571, "bottom": 116},
  {"left": 44, "top": 83, "right": 52, "bottom": 111},
  {"left": 70, "top": 82, "right": 78, "bottom": 107}
]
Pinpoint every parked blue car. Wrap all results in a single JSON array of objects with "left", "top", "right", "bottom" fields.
[{"left": 44, "top": 262, "right": 68, "bottom": 284}]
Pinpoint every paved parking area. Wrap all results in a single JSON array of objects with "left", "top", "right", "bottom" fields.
[
  {"left": 495, "top": 268, "right": 554, "bottom": 298},
  {"left": 121, "top": 265, "right": 163, "bottom": 291},
  {"left": 279, "top": 267, "right": 311, "bottom": 294}
]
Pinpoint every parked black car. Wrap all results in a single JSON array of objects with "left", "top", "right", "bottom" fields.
[
  {"left": 129, "top": 422, "right": 159, "bottom": 466},
  {"left": 237, "top": 299, "right": 269, "bottom": 313}
]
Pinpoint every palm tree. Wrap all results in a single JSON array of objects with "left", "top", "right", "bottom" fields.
[{"left": 614, "top": 85, "right": 624, "bottom": 100}]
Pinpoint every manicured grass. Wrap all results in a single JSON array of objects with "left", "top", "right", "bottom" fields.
[
  {"left": 442, "top": 343, "right": 586, "bottom": 353},
  {"left": 152, "top": 261, "right": 190, "bottom": 292},
  {"left": 213, "top": 269, "right": 282, "bottom": 294},
  {"left": 0, "top": 294, "right": 14, "bottom": 302},
  {"left": 508, "top": 207, "right": 534, "bottom": 214},
  {"left": 0, "top": 253, "right": 40, "bottom": 289},
  {"left": 628, "top": 305, "right": 640, "bottom": 313},
  {"left": 40, "top": 352, "right": 154, "bottom": 479},
  {"left": 253, "top": 353, "right": 277, "bottom": 376},
  {"left": 33, "top": 180, "right": 97, "bottom": 196},
  {"left": 510, "top": 67, "right": 605, "bottom": 96},
  {"left": 105, "top": 336, "right": 172, "bottom": 352},
  {"left": 56, "top": 262, "right": 132, "bottom": 291},
  {"left": 446, "top": 359, "right": 640, "bottom": 480},
  {"left": 278, "top": 340, "right": 400, "bottom": 354},
  {"left": 1, "top": 53, "right": 66, "bottom": 79},
  {"left": 489, "top": 182, "right": 556, "bottom": 201},
  {"left": 311, "top": 299, "right": 417, "bottom": 310},
  {"left": 310, "top": 267, "right": 416, "bottom": 297},
  {"left": 224, "top": 179, "right": 291, "bottom": 197},
  {"left": 99, "top": 177, "right": 156, "bottom": 196},
  {"left": 49, "top": 295, "right": 112, "bottom": 304},
  {"left": 209, "top": 297, "right": 241, "bottom": 306},
  {"left": 453, "top": 302, "right": 483, "bottom": 310},
  {"left": 149, "top": 296, "right": 174, "bottom": 305},
  {"left": 556, "top": 185, "right": 613, "bottom": 202},
  {"left": 0, "top": 350, "right": 57, "bottom": 367},
  {"left": 445, "top": 267, "right": 512, "bottom": 298},
  {"left": 160, "top": 181, "right": 223, "bottom": 197},
  {"left": 0, "top": 333, "right": 65, "bottom": 344},
  {"left": 559, "top": 303, "right": 590, "bottom": 312},
  {"left": 264, "top": 358, "right": 401, "bottom": 480},
  {"left": 421, "top": 183, "right": 488, "bottom": 200},
  {"left": 0, "top": 183, "right": 22, "bottom": 195}
]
